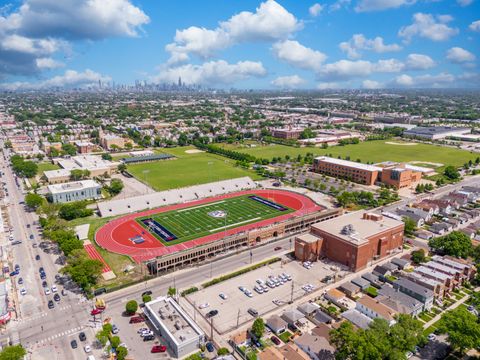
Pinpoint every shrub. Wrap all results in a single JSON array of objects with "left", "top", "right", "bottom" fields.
[{"left": 125, "top": 300, "right": 138, "bottom": 315}]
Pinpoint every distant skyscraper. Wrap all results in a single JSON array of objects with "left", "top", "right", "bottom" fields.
[{"left": 178, "top": 77, "right": 182, "bottom": 87}]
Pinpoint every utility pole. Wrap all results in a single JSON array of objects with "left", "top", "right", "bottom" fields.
[
  {"left": 236, "top": 309, "right": 241, "bottom": 328},
  {"left": 210, "top": 317, "right": 214, "bottom": 341}
]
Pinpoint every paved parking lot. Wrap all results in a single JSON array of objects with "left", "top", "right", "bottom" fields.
[{"left": 187, "top": 260, "right": 335, "bottom": 334}]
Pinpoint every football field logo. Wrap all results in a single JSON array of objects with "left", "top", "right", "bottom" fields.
[{"left": 208, "top": 210, "right": 227, "bottom": 218}]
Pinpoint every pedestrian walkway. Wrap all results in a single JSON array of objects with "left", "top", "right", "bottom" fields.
[{"left": 423, "top": 291, "right": 473, "bottom": 329}]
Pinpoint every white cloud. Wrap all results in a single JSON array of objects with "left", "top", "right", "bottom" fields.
[
  {"left": 446, "top": 47, "right": 476, "bottom": 63},
  {"left": 362, "top": 79, "right": 382, "bottom": 89},
  {"left": 0, "top": 0, "right": 148, "bottom": 77},
  {"left": 339, "top": 34, "right": 401, "bottom": 59},
  {"left": 355, "top": 0, "right": 416, "bottom": 12},
  {"left": 457, "top": 0, "right": 473, "bottom": 6},
  {"left": 152, "top": 60, "right": 267, "bottom": 86},
  {"left": 4, "top": 0, "right": 150, "bottom": 40},
  {"left": 0, "top": 69, "right": 111, "bottom": 90},
  {"left": 271, "top": 75, "right": 306, "bottom": 88},
  {"left": 376, "top": 59, "right": 405, "bottom": 72},
  {"left": 309, "top": 3, "right": 324, "bottom": 16},
  {"left": 392, "top": 72, "right": 455, "bottom": 87},
  {"left": 394, "top": 74, "right": 414, "bottom": 86},
  {"left": 166, "top": 0, "right": 301, "bottom": 64},
  {"left": 317, "top": 82, "right": 343, "bottom": 89},
  {"left": 318, "top": 60, "right": 374, "bottom": 80},
  {"left": 469, "top": 20, "right": 480, "bottom": 32},
  {"left": 399, "top": 13, "right": 459, "bottom": 42},
  {"left": 405, "top": 53, "right": 436, "bottom": 70},
  {"left": 329, "top": 0, "right": 351, "bottom": 12},
  {"left": 272, "top": 40, "right": 326, "bottom": 71},
  {"left": 35, "top": 57, "right": 64, "bottom": 69}
]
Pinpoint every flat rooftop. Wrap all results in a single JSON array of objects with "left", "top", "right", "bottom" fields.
[
  {"left": 404, "top": 126, "right": 470, "bottom": 135},
  {"left": 314, "top": 156, "right": 382, "bottom": 172},
  {"left": 145, "top": 297, "right": 203, "bottom": 346},
  {"left": 48, "top": 180, "right": 100, "bottom": 194},
  {"left": 311, "top": 210, "right": 403, "bottom": 245}
]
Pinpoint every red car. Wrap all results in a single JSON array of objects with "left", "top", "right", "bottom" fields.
[
  {"left": 274, "top": 246, "right": 282, "bottom": 251},
  {"left": 129, "top": 316, "right": 144, "bottom": 324},
  {"left": 90, "top": 308, "right": 103, "bottom": 316},
  {"left": 151, "top": 345, "right": 167, "bottom": 353}
]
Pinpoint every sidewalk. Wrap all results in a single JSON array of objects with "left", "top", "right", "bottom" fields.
[{"left": 422, "top": 290, "right": 474, "bottom": 329}]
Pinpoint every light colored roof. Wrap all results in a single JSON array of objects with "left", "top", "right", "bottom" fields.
[
  {"left": 75, "top": 224, "right": 90, "bottom": 240},
  {"left": 44, "top": 168, "right": 71, "bottom": 179},
  {"left": 48, "top": 180, "right": 101, "bottom": 194},
  {"left": 314, "top": 156, "right": 382, "bottom": 172},
  {"left": 357, "top": 296, "right": 397, "bottom": 321},
  {"left": 294, "top": 333, "right": 335, "bottom": 355},
  {"left": 296, "top": 233, "right": 321, "bottom": 244},
  {"left": 341, "top": 309, "right": 372, "bottom": 329},
  {"left": 325, "top": 288, "right": 345, "bottom": 300},
  {"left": 311, "top": 210, "right": 403, "bottom": 245},
  {"left": 97, "top": 176, "right": 256, "bottom": 217}
]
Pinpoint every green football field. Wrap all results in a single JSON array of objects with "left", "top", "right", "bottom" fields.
[{"left": 136, "top": 194, "right": 293, "bottom": 246}]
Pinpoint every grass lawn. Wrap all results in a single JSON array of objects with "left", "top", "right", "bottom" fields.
[
  {"left": 278, "top": 331, "right": 292, "bottom": 343},
  {"left": 37, "top": 161, "right": 60, "bottom": 174},
  {"left": 220, "top": 140, "right": 477, "bottom": 169},
  {"left": 127, "top": 146, "right": 262, "bottom": 191},
  {"left": 137, "top": 194, "right": 293, "bottom": 246},
  {"left": 419, "top": 312, "right": 434, "bottom": 322}
]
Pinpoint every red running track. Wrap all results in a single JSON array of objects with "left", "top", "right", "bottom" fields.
[
  {"left": 84, "top": 243, "right": 111, "bottom": 273},
  {"left": 95, "top": 189, "right": 323, "bottom": 263}
]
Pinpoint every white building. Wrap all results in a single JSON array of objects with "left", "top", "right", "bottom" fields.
[
  {"left": 144, "top": 297, "right": 205, "bottom": 358},
  {"left": 47, "top": 180, "right": 102, "bottom": 203}
]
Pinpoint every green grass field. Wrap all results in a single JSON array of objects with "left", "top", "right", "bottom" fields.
[
  {"left": 126, "top": 146, "right": 262, "bottom": 191},
  {"left": 37, "top": 162, "right": 60, "bottom": 174},
  {"left": 220, "top": 140, "right": 477, "bottom": 169},
  {"left": 137, "top": 194, "right": 293, "bottom": 246}
]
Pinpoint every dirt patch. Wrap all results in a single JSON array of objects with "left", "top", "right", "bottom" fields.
[
  {"left": 385, "top": 141, "right": 418, "bottom": 146},
  {"left": 185, "top": 149, "right": 205, "bottom": 154},
  {"left": 409, "top": 161, "right": 444, "bottom": 167}
]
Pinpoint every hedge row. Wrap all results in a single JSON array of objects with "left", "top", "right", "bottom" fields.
[
  {"left": 181, "top": 286, "right": 199, "bottom": 297},
  {"left": 202, "top": 257, "right": 280, "bottom": 288}
]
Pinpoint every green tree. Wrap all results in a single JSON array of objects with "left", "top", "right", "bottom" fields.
[
  {"left": 251, "top": 318, "right": 265, "bottom": 338},
  {"left": 167, "top": 287, "right": 176, "bottom": 297},
  {"left": 125, "top": 300, "right": 138, "bottom": 315},
  {"left": 61, "top": 143, "right": 77, "bottom": 156},
  {"left": 330, "top": 321, "right": 363, "bottom": 360},
  {"left": 117, "top": 163, "right": 127, "bottom": 172},
  {"left": 102, "top": 153, "right": 112, "bottom": 160},
  {"left": 0, "top": 345, "right": 27, "bottom": 360},
  {"left": 299, "top": 128, "right": 315, "bottom": 139},
  {"left": 106, "top": 178, "right": 124, "bottom": 196},
  {"left": 443, "top": 165, "right": 460, "bottom": 180},
  {"left": 58, "top": 201, "right": 93, "bottom": 220},
  {"left": 428, "top": 231, "right": 473, "bottom": 259},
  {"left": 142, "top": 294, "right": 152, "bottom": 303},
  {"left": 25, "top": 192, "right": 44, "bottom": 210},
  {"left": 70, "top": 169, "right": 85, "bottom": 181},
  {"left": 411, "top": 249, "right": 426, "bottom": 264},
  {"left": 403, "top": 217, "right": 416, "bottom": 237},
  {"left": 110, "top": 335, "right": 121, "bottom": 349},
  {"left": 437, "top": 307, "right": 480, "bottom": 353},
  {"left": 217, "top": 348, "right": 230, "bottom": 356},
  {"left": 116, "top": 346, "right": 128, "bottom": 360}
]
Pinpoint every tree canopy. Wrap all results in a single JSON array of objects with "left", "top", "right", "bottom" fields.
[
  {"left": 25, "top": 192, "right": 44, "bottom": 210},
  {"left": 251, "top": 318, "right": 265, "bottom": 339},
  {"left": 0, "top": 345, "right": 26, "bottom": 360},
  {"left": 428, "top": 231, "right": 473, "bottom": 259},
  {"left": 436, "top": 307, "right": 480, "bottom": 353}
]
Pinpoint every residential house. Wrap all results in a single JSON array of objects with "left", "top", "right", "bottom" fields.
[
  {"left": 351, "top": 277, "right": 371, "bottom": 290},
  {"left": 339, "top": 282, "right": 361, "bottom": 298},
  {"left": 391, "top": 258, "right": 411, "bottom": 270},
  {"left": 356, "top": 296, "right": 397, "bottom": 325},
  {"left": 361, "top": 273, "right": 383, "bottom": 288},
  {"left": 372, "top": 265, "right": 391, "bottom": 279},
  {"left": 294, "top": 333, "right": 335, "bottom": 360},
  {"left": 415, "top": 266, "right": 454, "bottom": 293},
  {"left": 430, "top": 222, "right": 452, "bottom": 235},
  {"left": 282, "top": 309, "right": 306, "bottom": 326},
  {"left": 341, "top": 309, "right": 373, "bottom": 330},
  {"left": 266, "top": 315, "right": 288, "bottom": 335},
  {"left": 297, "top": 302, "right": 321, "bottom": 317},
  {"left": 377, "top": 285, "right": 423, "bottom": 316},
  {"left": 405, "top": 272, "right": 445, "bottom": 298},
  {"left": 393, "top": 278, "right": 434, "bottom": 310}
]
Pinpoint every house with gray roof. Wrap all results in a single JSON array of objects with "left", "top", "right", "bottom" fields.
[
  {"left": 361, "top": 273, "right": 383, "bottom": 288},
  {"left": 391, "top": 258, "right": 411, "bottom": 270},
  {"left": 266, "top": 315, "right": 288, "bottom": 335},
  {"left": 341, "top": 309, "right": 372, "bottom": 330},
  {"left": 298, "top": 302, "right": 320, "bottom": 316},
  {"left": 377, "top": 285, "right": 423, "bottom": 315},
  {"left": 351, "top": 277, "right": 370, "bottom": 290},
  {"left": 393, "top": 278, "right": 434, "bottom": 310}
]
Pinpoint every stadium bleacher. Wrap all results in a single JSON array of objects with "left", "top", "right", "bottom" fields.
[{"left": 97, "top": 176, "right": 257, "bottom": 217}]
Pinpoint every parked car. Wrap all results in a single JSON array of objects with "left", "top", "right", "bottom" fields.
[
  {"left": 112, "top": 324, "right": 119, "bottom": 334},
  {"left": 427, "top": 334, "right": 437, "bottom": 341},
  {"left": 129, "top": 316, "right": 144, "bottom": 324},
  {"left": 206, "top": 309, "right": 218, "bottom": 318},
  {"left": 79, "top": 332, "right": 86, "bottom": 341},
  {"left": 29, "top": 234, "right": 34, "bottom": 239},
  {"left": 44, "top": 288, "right": 51, "bottom": 295},
  {"left": 90, "top": 308, "right": 102, "bottom": 316},
  {"left": 20, "top": 288, "right": 27, "bottom": 296},
  {"left": 142, "top": 290, "right": 152, "bottom": 296},
  {"left": 199, "top": 303, "right": 210, "bottom": 309},
  {"left": 51, "top": 285, "right": 57, "bottom": 293},
  {"left": 219, "top": 293, "right": 228, "bottom": 300},
  {"left": 35, "top": 255, "right": 40, "bottom": 261},
  {"left": 274, "top": 246, "right": 282, "bottom": 251},
  {"left": 151, "top": 345, "right": 167, "bottom": 353},
  {"left": 271, "top": 336, "right": 281, "bottom": 345},
  {"left": 248, "top": 308, "right": 258, "bottom": 317},
  {"left": 143, "top": 335, "right": 155, "bottom": 341},
  {"left": 206, "top": 342, "right": 215, "bottom": 352},
  {"left": 84, "top": 345, "right": 91, "bottom": 353},
  {"left": 53, "top": 294, "right": 60, "bottom": 302},
  {"left": 48, "top": 300, "right": 54, "bottom": 309},
  {"left": 18, "top": 278, "right": 23, "bottom": 285},
  {"left": 71, "top": 340, "right": 78, "bottom": 349}
]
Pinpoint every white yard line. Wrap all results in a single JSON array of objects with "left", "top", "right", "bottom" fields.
[
  {"left": 209, "top": 217, "right": 261, "bottom": 232},
  {"left": 177, "top": 200, "right": 226, "bottom": 212}
]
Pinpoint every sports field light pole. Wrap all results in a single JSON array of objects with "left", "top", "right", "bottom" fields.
[{"left": 142, "top": 169, "right": 150, "bottom": 194}]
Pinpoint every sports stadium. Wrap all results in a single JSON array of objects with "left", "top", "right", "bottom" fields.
[{"left": 95, "top": 187, "right": 326, "bottom": 264}]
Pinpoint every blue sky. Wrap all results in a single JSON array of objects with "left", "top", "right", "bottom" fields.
[{"left": 0, "top": 0, "right": 479, "bottom": 90}]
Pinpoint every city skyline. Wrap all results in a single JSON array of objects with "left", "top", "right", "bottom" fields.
[{"left": 0, "top": 0, "right": 479, "bottom": 90}]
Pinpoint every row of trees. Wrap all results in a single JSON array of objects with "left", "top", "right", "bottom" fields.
[
  {"left": 96, "top": 323, "right": 128, "bottom": 360},
  {"left": 428, "top": 231, "right": 474, "bottom": 259},
  {"left": 330, "top": 315, "right": 425, "bottom": 360},
  {"left": 196, "top": 143, "right": 256, "bottom": 163},
  {"left": 336, "top": 188, "right": 400, "bottom": 208}
]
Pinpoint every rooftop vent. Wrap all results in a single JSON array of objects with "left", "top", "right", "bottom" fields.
[{"left": 341, "top": 224, "right": 356, "bottom": 235}]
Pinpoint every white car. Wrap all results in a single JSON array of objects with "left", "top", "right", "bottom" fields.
[
  {"left": 51, "top": 285, "right": 57, "bottom": 293},
  {"left": 219, "top": 293, "right": 228, "bottom": 300},
  {"left": 199, "top": 303, "right": 210, "bottom": 309},
  {"left": 427, "top": 334, "right": 436, "bottom": 341},
  {"left": 137, "top": 328, "right": 148, "bottom": 334},
  {"left": 44, "top": 288, "right": 51, "bottom": 295},
  {"left": 20, "top": 288, "right": 26, "bottom": 296},
  {"left": 140, "top": 330, "right": 154, "bottom": 337},
  {"left": 84, "top": 345, "right": 91, "bottom": 353}
]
